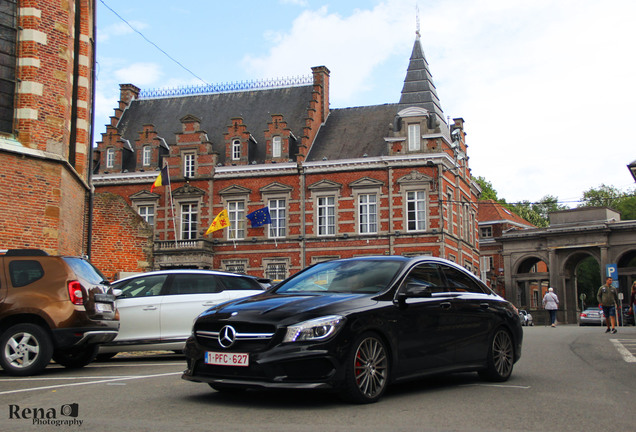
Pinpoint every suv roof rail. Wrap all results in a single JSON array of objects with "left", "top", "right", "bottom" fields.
[{"left": 2, "top": 249, "right": 49, "bottom": 256}]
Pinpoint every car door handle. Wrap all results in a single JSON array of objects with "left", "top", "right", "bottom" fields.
[
  {"left": 202, "top": 301, "right": 217, "bottom": 306},
  {"left": 142, "top": 306, "right": 157, "bottom": 311},
  {"left": 440, "top": 302, "right": 451, "bottom": 310},
  {"left": 480, "top": 303, "right": 490, "bottom": 309}
]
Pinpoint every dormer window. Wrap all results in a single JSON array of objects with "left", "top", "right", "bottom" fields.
[
  {"left": 183, "top": 152, "right": 195, "bottom": 178},
  {"left": 408, "top": 123, "right": 421, "bottom": 151},
  {"left": 106, "top": 148, "right": 114, "bottom": 168},
  {"left": 232, "top": 139, "right": 241, "bottom": 160},
  {"left": 142, "top": 146, "right": 151, "bottom": 166},
  {"left": 272, "top": 136, "right": 281, "bottom": 158}
]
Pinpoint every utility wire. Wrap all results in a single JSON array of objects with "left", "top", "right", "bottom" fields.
[{"left": 98, "top": 0, "right": 209, "bottom": 86}]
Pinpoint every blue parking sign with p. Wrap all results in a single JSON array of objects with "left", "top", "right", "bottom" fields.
[{"left": 606, "top": 264, "right": 618, "bottom": 287}]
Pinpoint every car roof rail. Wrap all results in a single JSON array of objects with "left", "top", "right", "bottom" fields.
[{"left": 3, "top": 249, "right": 49, "bottom": 256}]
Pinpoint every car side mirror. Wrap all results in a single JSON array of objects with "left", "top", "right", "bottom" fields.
[
  {"left": 404, "top": 283, "right": 433, "bottom": 298},
  {"left": 112, "top": 288, "right": 123, "bottom": 298},
  {"left": 396, "top": 283, "right": 433, "bottom": 305}
]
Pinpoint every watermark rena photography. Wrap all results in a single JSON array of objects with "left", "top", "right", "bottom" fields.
[{"left": 8, "top": 402, "right": 83, "bottom": 427}]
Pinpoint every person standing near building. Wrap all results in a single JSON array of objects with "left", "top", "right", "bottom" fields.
[
  {"left": 629, "top": 281, "right": 636, "bottom": 323},
  {"left": 543, "top": 287, "right": 559, "bottom": 327},
  {"left": 597, "top": 277, "right": 619, "bottom": 334}
]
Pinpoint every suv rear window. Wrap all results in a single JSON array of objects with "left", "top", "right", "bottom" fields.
[
  {"left": 62, "top": 258, "right": 108, "bottom": 285},
  {"left": 9, "top": 260, "right": 45, "bottom": 287},
  {"left": 218, "top": 275, "right": 262, "bottom": 291}
]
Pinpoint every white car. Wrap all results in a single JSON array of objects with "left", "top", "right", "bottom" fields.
[
  {"left": 98, "top": 270, "right": 266, "bottom": 358},
  {"left": 518, "top": 309, "right": 534, "bottom": 326}
]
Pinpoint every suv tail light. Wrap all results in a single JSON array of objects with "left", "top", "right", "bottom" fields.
[{"left": 68, "top": 281, "right": 84, "bottom": 305}]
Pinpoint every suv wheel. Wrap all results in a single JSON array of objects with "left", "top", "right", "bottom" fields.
[
  {"left": 0, "top": 323, "right": 54, "bottom": 376},
  {"left": 52, "top": 345, "right": 99, "bottom": 368}
]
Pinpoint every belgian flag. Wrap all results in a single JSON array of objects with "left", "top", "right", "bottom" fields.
[{"left": 150, "top": 166, "right": 169, "bottom": 192}]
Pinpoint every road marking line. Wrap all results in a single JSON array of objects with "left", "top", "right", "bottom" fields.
[
  {"left": 610, "top": 339, "right": 636, "bottom": 363},
  {"left": 84, "top": 362, "right": 185, "bottom": 367},
  {"left": 460, "top": 383, "right": 530, "bottom": 389},
  {"left": 0, "top": 372, "right": 182, "bottom": 396},
  {"left": 0, "top": 376, "right": 142, "bottom": 381}
]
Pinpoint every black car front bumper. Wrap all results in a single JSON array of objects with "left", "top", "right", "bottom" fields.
[{"left": 181, "top": 335, "right": 347, "bottom": 390}]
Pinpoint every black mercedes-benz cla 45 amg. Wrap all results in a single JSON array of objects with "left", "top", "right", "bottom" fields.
[{"left": 182, "top": 256, "right": 523, "bottom": 403}]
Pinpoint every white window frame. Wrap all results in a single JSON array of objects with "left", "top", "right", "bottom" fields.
[
  {"left": 480, "top": 226, "right": 493, "bottom": 238},
  {"left": 180, "top": 202, "right": 198, "bottom": 240},
  {"left": 183, "top": 152, "right": 195, "bottom": 178},
  {"left": 106, "top": 148, "right": 114, "bottom": 168},
  {"left": 268, "top": 198, "right": 286, "bottom": 238},
  {"left": 406, "top": 190, "right": 427, "bottom": 232},
  {"left": 317, "top": 195, "right": 336, "bottom": 236},
  {"left": 137, "top": 205, "right": 155, "bottom": 225},
  {"left": 263, "top": 258, "right": 289, "bottom": 281},
  {"left": 232, "top": 139, "right": 241, "bottom": 161},
  {"left": 227, "top": 200, "right": 245, "bottom": 240},
  {"left": 408, "top": 123, "right": 421, "bottom": 151},
  {"left": 358, "top": 193, "right": 378, "bottom": 234},
  {"left": 272, "top": 136, "right": 282, "bottom": 158},
  {"left": 142, "top": 146, "right": 152, "bottom": 166},
  {"left": 223, "top": 259, "right": 247, "bottom": 274}
]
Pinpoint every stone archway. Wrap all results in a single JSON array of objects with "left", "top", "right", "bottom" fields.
[
  {"left": 511, "top": 255, "right": 549, "bottom": 314},
  {"left": 560, "top": 250, "right": 600, "bottom": 323},
  {"left": 616, "top": 249, "right": 636, "bottom": 308}
]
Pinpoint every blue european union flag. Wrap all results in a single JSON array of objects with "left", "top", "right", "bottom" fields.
[{"left": 246, "top": 207, "right": 272, "bottom": 228}]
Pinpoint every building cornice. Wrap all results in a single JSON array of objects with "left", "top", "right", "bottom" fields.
[{"left": 93, "top": 153, "right": 460, "bottom": 185}]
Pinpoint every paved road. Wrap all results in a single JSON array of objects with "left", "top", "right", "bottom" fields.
[{"left": 0, "top": 325, "right": 634, "bottom": 432}]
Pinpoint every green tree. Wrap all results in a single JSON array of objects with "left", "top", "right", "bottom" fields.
[
  {"left": 578, "top": 184, "right": 636, "bottom": 220},
  {"left": 474, "top": 176, "right": 500, "bottom": 202},
  {"left": 509, "top": 196, "right": 568, "bottom": 228}
]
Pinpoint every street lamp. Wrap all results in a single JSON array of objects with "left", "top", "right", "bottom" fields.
[{"left": 629, "top": 160, "right": 636, "bottom": 182}]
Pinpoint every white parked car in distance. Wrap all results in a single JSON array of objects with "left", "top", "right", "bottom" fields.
[
  {"left": 98, "top": 270, "right": 266, "bottom": 358},
  {"left": 518, "top": 309, "right": 533, "bottom": 326}
]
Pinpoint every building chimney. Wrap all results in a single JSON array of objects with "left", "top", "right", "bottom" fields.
[
  {"left": 311, "top": 66, "right": 330, "bottom": 124},
  {"left": 119, "top": 84, "right": 140, "bottom": 105}
]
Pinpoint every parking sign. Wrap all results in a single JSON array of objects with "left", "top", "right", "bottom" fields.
[{"left": 606, "top": 264, "right": 618, "bottom": 288}]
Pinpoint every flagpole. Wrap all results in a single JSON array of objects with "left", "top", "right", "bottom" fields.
[{"left": 165, "top": 162, "right": 178, "bottom": 246}]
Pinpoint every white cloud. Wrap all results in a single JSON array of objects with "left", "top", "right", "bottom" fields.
[
  {"left": 114, "top": 63, "right": 163, "bottom": 86},
  {"left": 98, "top": 20, "right": 148, "bottom": 43},
  {"left": 243, "top": 2, "right": 414, "bottom": 106}
]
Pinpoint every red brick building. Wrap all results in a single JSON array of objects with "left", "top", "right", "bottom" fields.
[
  {"left": 92, "top": 35, "right": 481, "bottom": 280},
  {"left": 477, "top": 200, "right": 535, "bottom": 296},
  {"left": 0, "top": 0, "right": 96, "bottom": 256}
]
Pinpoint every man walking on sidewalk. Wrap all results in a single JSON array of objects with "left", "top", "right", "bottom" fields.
[{"left": 597, "top": 276, "right": 619, "bottom": 334}]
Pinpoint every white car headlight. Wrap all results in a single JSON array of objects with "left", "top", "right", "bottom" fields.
[{"left": 283, "top": 315, "right": 345, "bottom": 343}]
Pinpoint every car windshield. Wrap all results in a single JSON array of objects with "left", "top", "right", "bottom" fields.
[{"left": 274, "top": 259, "right": 404, "bottom": 295}]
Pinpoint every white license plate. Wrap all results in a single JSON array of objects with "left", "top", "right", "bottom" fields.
[
  {"left": 95, "top": 303, "right": 113, "bottom": 313},
  {"left": 205, "top": 351, "right": 249, "bottom": 367}
]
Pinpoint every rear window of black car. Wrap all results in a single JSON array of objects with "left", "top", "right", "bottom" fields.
[{"left": 9, "top": 260, "right": 44, "bottom": 287}]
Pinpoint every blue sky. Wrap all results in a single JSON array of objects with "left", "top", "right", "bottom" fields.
[{"left": 95, "top": 0, "right": 636, "bottom": 205}]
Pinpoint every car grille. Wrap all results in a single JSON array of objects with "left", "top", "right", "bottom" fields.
[{"left": 194, "top": 322, "right": 277, "bottom": 351}]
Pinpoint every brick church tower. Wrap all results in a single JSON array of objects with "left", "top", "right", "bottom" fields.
[{"left": 0, "top": 0, "right": 96, "bottom": 255}]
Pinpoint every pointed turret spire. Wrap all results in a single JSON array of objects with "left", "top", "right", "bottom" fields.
[{"left": 399, "top": 35, "right": 446, "bottom": 127}]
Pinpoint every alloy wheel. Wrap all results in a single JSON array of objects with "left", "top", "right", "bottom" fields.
[
  {"left": 492, "top": 330, "right": 514, "bottom": 378},
  {"left": 353, "top": 336, "right": 388, "bottom": 399}
]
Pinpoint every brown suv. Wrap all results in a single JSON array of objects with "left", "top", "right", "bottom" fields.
[{"left": 0, "top": 249, "right": 119, "bottom": 376}]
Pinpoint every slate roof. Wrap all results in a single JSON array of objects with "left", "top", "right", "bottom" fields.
[
  {"left": 116, "top": 85, "right": 314, "bottom": 164},
  {"left": 307, "top": 104, "right": 399, "bottom": 161},
  {"left": 399, "top": 35, "right": 446, "bottom": 127}
]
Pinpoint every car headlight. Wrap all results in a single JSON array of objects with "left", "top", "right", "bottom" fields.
[{"left": 283, "top": 315, "right": 345, "bottom": 343}]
